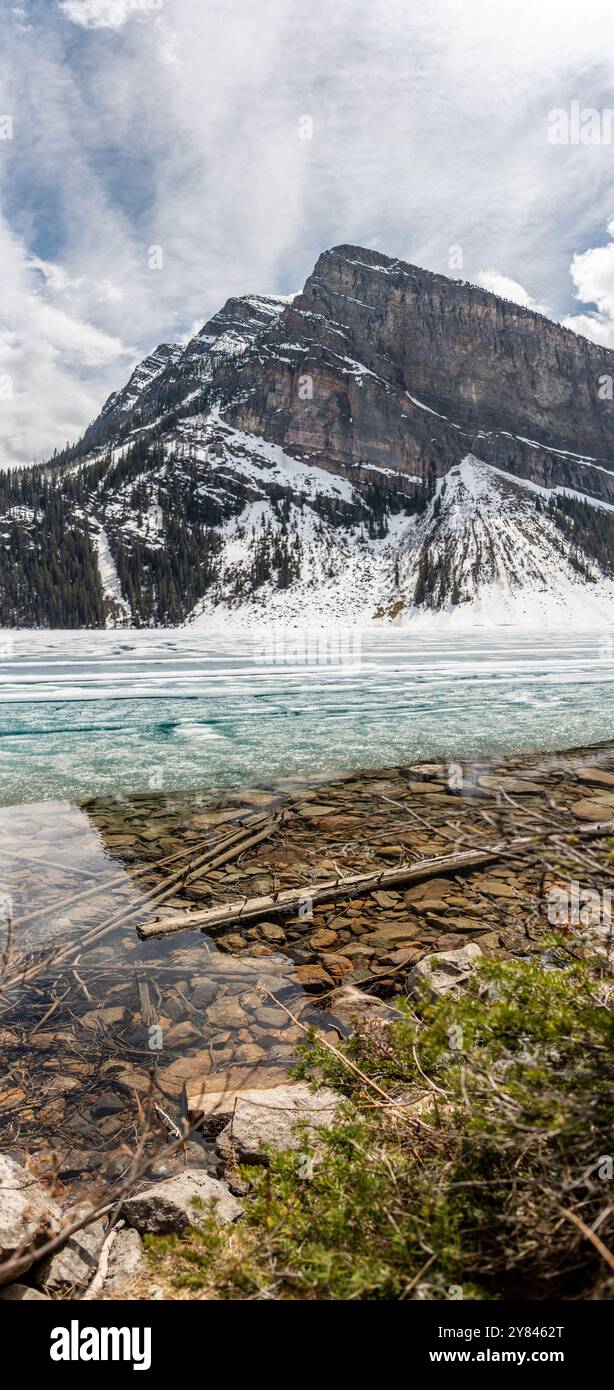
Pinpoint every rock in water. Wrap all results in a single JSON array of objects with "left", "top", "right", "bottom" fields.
[{"left": 327, "top": 984, "right": 404, "bottom": 1032}]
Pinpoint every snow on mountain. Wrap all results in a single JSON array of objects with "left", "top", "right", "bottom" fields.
[
  {"left": 92, "top": 526, "right": 132, "bottom": 627},
  {"left": 99, "top": 342, "right": 183, "bottom": 424},
  {"left": 184, "top": 454, "right": 614, "bottom": 631}
]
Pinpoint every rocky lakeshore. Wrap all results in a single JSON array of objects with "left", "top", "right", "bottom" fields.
[{"left": 1, "top": 741, "right": 613, "bottom": 1299}]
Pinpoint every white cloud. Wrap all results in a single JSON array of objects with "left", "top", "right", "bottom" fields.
[
  {"left": 560, "top": 311, "right": 614, "bottom": 346},
  {"left": 2, "top": 0, "right": 614, "bottom": 466},
  {"left": 29, "top": 256, "right": 123, "bottom": 304},
  {"left": 560, "top": 220, "right": 614, "bottom": 345},
  {"left": 0, "top": 217, "right": 134, "bottom": 466},
  {"left": 570, "top": 241, "right": 614, "bottom": 317},
  {"left": 58, "top": 0, "right": 161, "bottom": 29},
  {"left": 474, "top": 271, "right": 549, "bottom": 315}
]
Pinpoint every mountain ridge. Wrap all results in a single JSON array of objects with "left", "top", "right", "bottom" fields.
[{"left": 0, "top": 243, "right": 613, "bottom": 629}]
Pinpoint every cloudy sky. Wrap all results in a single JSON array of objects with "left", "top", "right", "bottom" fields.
[{"left": 2, "top": 0, "right": 614, "bottom": 467}]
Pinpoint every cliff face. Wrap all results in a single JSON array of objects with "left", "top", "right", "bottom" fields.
[
  {"left": 212, "top": 245, "right": 614, "bottom": 505},
  {"left": 1, "top": 243, "right": 613, "bottom": 628},
  {"left": 298, "top": 247, "right": 614, "bottom": 447},
  {"left": 76, "top": 242, "right": 614, "bottom": 506},
  {"left": 82, "top": 244, "right": 614, "bottom": 504}
]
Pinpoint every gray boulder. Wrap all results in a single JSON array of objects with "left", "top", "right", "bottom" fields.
[
  {"left": 406, "top": 943, "right": 482, "bottom": 998},
  {"left": 216, "top": 1082, "right": 341, "bottom": 1164},
  {"left": 122, "top": 1169, "right": 243, "bottom": 1234},
  {"left": 103, "top": 1228, "right": 145, "bottom": 1293},
  {"left": 0, "top": 1154, "right": 61, "bottom": 1286},
  {"left": 37, "top": 1218, "right": 106, "bottom": 1296}
]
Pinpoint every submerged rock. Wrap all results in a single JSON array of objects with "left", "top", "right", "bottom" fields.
[
  {"left": 327, "top": 984, "right": 405, "bottom": 1034},
  {"left": 145, "top": 1139, "right": 214, "bottom": 1180}
]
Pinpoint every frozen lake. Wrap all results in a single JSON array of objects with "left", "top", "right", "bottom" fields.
[{"left": 0, "top": 626, "right": 612, "bottom": 804}]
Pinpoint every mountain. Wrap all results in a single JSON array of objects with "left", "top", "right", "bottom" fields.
[{"left": 1, "top": 244, "right": 613, "bottom": 629}]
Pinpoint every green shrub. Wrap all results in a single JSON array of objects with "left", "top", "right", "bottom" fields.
[{"left": 146, "top": 947, "right": 614, "bottom": 1301}]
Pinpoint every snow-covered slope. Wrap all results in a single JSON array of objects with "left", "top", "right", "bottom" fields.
[
  {"left": 92, "top": 526, "right": 132, "bottom": 627},
  {"left": 185, "top": 453, "right": 614, "bottom": 630}
]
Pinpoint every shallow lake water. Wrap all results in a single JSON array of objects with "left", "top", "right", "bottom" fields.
[{"left": 0, "top": 782, "right": 335, "bottom": 1182}]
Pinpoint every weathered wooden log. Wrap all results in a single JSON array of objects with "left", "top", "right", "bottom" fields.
[{"left": 137, "top": 847, "right": 502, "bottom": 940}]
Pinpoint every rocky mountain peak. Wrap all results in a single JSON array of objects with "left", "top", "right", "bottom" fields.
[{"left": 0, "top": 243, "right": 613, "bottom": 629}]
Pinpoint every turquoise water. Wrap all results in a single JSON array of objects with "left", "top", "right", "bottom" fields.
[{"left": 0, "top": 627, "right": 612, "bottom": 804}]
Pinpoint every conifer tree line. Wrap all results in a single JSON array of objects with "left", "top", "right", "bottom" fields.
[
  {"left": 0, "top": 465, "right": 106, "bottom": 627},
  {"left": 547, "top": 493, "right": 614, "bottom": 576},
  {"left": 0, "top": 428, "right": 612, "bottom": 626}
]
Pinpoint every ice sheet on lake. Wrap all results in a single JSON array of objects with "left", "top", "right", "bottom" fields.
[{"left": 0, "top": 627, "right": 612, "bottom": 804}]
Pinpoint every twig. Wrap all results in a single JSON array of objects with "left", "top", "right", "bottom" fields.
[
  {"left": 560, "top": 1207, "right": 614, "bottom": 1271},
  {"left": 139, "top": 846, "right": 502, "bottom": 940},
  {"left": 259, "top": 986, "right": 430, "bottom": 1126},
  {"left": 82, "top": 1223, "right": 121, "bottom": 1300}
]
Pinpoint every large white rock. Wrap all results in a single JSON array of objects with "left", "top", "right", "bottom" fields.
[
  {"left": 215, "top": 1082, "right": 342, "bottom": 1164},
  {"left": 0, "top": 1154, "right": 61, "bottom": 1286},
  {"left": 185, "top": 1064, "right": 291, "bottom": 1134},
  {"left": 122, "top": 1170, "right": 243, "bottom": 1234},
  {"left": 406, "top": 943, "right": 482, "bottom": 998}
]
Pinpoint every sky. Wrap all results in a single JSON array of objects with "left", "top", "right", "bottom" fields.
[{"left": 2, "top": 0, "right": 614, "bottom": 467}]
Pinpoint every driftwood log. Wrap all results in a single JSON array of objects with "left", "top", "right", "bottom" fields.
[{"left": 137, "top": 847, "right": 501, "bottom": 940}]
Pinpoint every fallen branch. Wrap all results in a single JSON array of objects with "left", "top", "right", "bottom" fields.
[
  {"left": 137, "top": 846, "right": 502, "bottom": 940},
  {"left": 82, "top": 1223, "right": 120, "bottom": 1301},
  {"left": 0, "top": 1198, "right": 116, "bottom": 1288},
  {"left": 8, "top": 813, "right": 284, "bottom": 987},
  {"left": 13, "top": 808, "right": 273, "bottom": 931}
]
